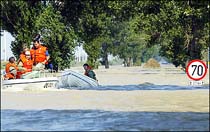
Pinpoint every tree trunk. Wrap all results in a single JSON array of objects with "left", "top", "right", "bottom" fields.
[
  {"left": 104, "top": 53, "right": 109, "bottom": 69},
  {"left": 127, "top": 57, "right": 131, "bottom": 67},
  {"left": 189, "top": 16, "right": 200, "bottom": 60}
]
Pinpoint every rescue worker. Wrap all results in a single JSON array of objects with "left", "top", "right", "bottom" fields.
[
  {"left": 18, "top": 44, "right": 29, "bottom": 66},
  {"left": 19, "top": 51, "right": 33, "bottom": 73},
  {"left": 20, "top": 34, "right": 49, "bottom": 79},
  {"left": 30, "top": 34, "right": 50, "bottom": 70},
  {"left": 4, "top": 57, "right": 20, "bottom": 79},
  {"left": 19, "top": 51, "right": 39, "bottom": 79},
  {"left": 83, "top": 63, "right": 97, "bottom": 80}
]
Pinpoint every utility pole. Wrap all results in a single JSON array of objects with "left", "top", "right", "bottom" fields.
[
  {"left": 208, "top": 47, "right": 209, "bottom": 69},
  {"left": 4, "top": 30, "right": 7, "bottom": 61}
]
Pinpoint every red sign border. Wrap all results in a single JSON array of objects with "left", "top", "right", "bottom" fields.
[{"left": 186, "top": 59, "right": 208, "bottom": 81}]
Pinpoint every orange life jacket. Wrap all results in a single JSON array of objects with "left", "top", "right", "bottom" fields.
[
  {"left": 4, "top": 62, "right": 19, "bottom": 79},
  {"left": 20, "top": 53, "right": 27, "bottom": 63},
  {"left": 30, "top": 46, "right": 47, "bottom": 64},
  {"left": 22, "top": 59, "right": 33, "bottom": 72}
]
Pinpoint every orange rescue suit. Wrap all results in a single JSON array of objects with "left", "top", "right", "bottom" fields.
[
  {"left": 30, "top": 46, "right": 47, "bottom": 65},
  {"left": 22, "top": 59, "right": 33, "bottom": 72},
  {"left": 20, "top": 53, "right": 27, "bottom": 63},
  {"left": 19, "top": 53, "right": 33, "bottom": 73},
  {"left": 4, "top": 63, "right": 21, "bottom": 79}
]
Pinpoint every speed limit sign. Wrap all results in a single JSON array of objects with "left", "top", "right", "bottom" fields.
[{"left": 186, "top": 59, "right": 207, "bottom": 81}]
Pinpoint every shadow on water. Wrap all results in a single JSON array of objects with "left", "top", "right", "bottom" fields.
[
  {"left": 61, "top": 83, "right": 209, "bottom": 91},
  {"left": 1, "top": 109, "right": 209, "bottom": 131}
]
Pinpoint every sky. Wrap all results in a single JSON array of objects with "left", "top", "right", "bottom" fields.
[{"left": 1, "top": 30, "right": 14, "bottom": 61}]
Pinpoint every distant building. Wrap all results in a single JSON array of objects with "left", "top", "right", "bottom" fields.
[
  {"left": 74, "top": 44, "right": 120, "bottom": 64},
  {"left": 1, "top": 30, "right": 14, "bottom": 61},
  {"left": 74, "top": 44, "right": 88, "bottom": 62}
]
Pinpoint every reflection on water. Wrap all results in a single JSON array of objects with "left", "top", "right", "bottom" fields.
[{"left": 1, "top": 110, "right": 209, "bottom": 131}]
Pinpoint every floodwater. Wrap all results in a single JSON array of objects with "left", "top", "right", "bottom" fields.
[
  {"left": 1, "top": 84, "right": 209, "bottom": 131},
  {"left": 1, "top": 109, "right": 209, "bottom": 131},
  {"left": 65, "top": 83, "right": 209, "bottom": 90}
]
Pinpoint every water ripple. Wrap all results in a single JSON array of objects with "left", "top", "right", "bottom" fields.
[
  {"left": 61, "top": 83, "right": 209, "bottom": 91},
  {"left": 1, "top": 110, "right": 209, "bottom": 131}
]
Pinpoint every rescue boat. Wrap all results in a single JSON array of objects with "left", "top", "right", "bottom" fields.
[
  {"left": 1, "top": 69, "right": 99, "bottom": 90},
  {"left": 1, "top": 70, "right": 58, "bottom": 90},
  {"left": 58, "top": 70, "right": 99, "bottom": 88}
]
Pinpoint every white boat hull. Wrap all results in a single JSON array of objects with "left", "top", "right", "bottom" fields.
[
  {"left": 59, "top": 70, "right": 99, "bottom": 88},
  {"left": 2, "top": 77, "right": 58, "bottom": 90}
]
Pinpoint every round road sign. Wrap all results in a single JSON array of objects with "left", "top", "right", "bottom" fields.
[{"left": 186, "top": 59, "right": 207, "bottom": 81}]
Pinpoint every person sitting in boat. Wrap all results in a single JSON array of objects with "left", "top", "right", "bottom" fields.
[
  {"left": 4, "top": 57, "right": 23, "bottom": 79},
  {"left": 30, "top": 34, "right": 50, "bottom": 70},
  {"left": 19, "top": 50, "right": 42, "bottom": 79},
  {"left": 18, "top": 51, "right": 33, "bottom": 73},
  {"left": 83, "top": 63, "right": 97, "bottom": 80},
  {"left": 17, "top": 43, "right": 29, "bottom": 66}
]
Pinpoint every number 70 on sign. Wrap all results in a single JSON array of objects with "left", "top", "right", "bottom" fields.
[{"left": 186, "top": 60, "right": 208, "bottom": 81}]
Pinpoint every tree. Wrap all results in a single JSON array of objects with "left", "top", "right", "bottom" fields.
[
  {"left": 1, "top": 1, "right": 77, "bottom": 70},
  {"left": 35, "top": 5, "right": 77, "bottom": 70},
  {"left": 3, "top": 0, "right": 208, "bottom": 70},
  {"left": 1, "top": 0, "right": 43, "bottom": 58},
  {"left": 53, "top": 0, "right": 141, "bottom": 68},
  {"left": 134, "top": 1, "right": 209, "bottom": 68},
  {"left": 110, "top": 18, "right": 152, "bottom": 67}
]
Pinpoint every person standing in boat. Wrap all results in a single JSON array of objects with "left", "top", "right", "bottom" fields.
[
  {"left": 30, "top": 34, "right": 50, "bottom": 70},
  {"left": 83, "top": 63, "right": 97, "bottom": 80}
]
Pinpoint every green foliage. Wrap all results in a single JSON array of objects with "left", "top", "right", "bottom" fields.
[
  {"left": 2, "top": 0, "right": 209, "bottom": 70},
  {"left": 1, "top": 1, "right": 77, "bottom": 70},
  {"left": 111, "top": 19, "right": 152, "bottom": 67},
  {"left": 142, "top": 45, "right": 160, "bottom": 63},
  {"left": 1, "top": 1, "right": 43, "bottom": 58},
  {"left": 35, "top": 5, "right": 77, "bottom": 70},
  {"left": 138, "top": 1, "right": 209, "bottom": 68},
  {"left": 84, "top": 38, "right": 102, "bottom": 69}
]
